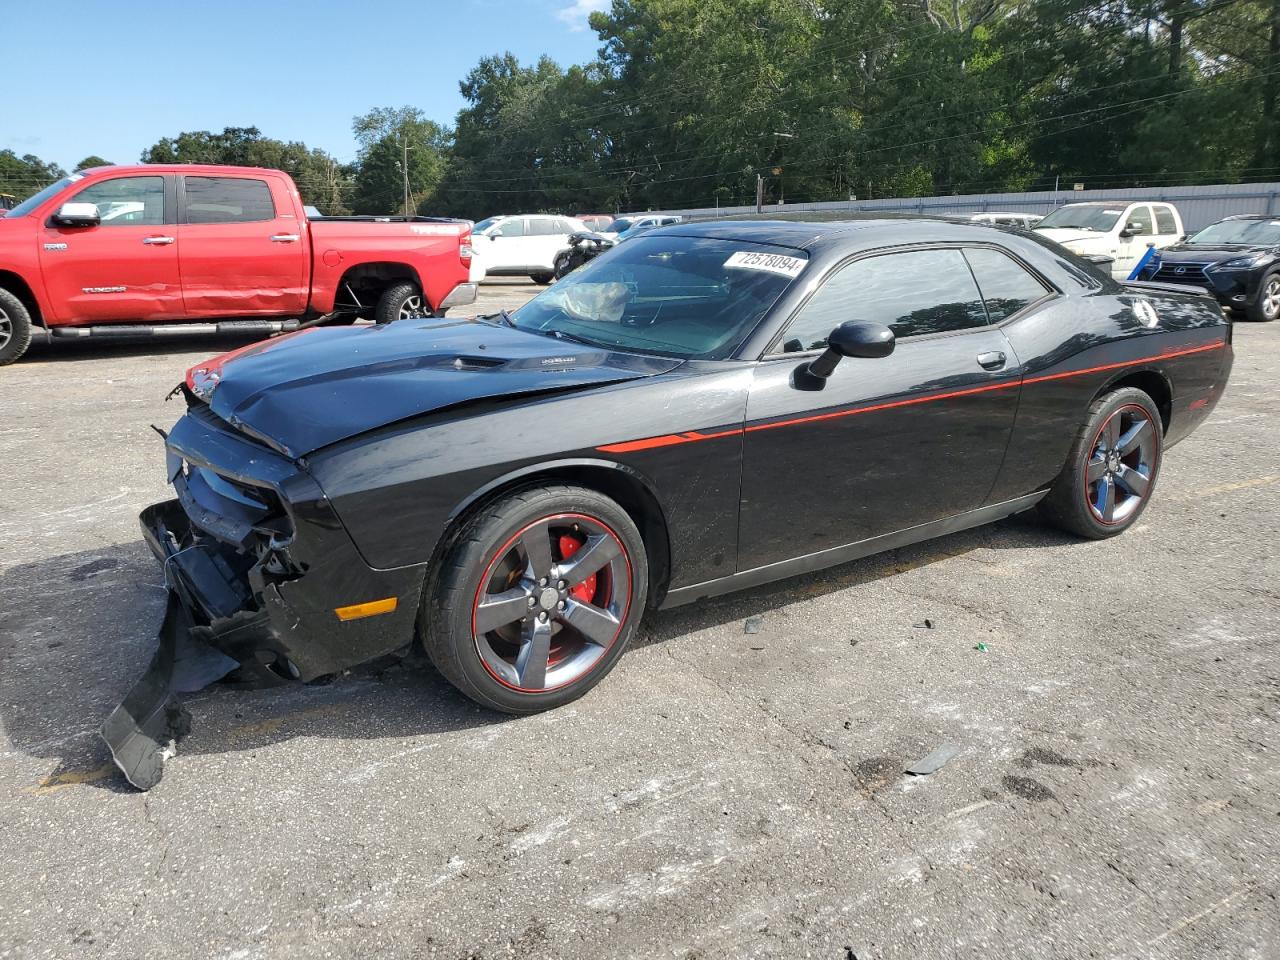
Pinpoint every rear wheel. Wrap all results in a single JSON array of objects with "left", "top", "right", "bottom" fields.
[
  {"left": 530, "top": 272, "right": 554, "bottom": 285},
  {"left": 422, "top": 484, "right": 647, "bottom": 714},
  {"left": 374, "top": 282, "right": 429, "bottom": 324},
  {"left": 0, "top": 288, "right": 33, "bottom": 366},
  {"left": 1246, "top": 271, "right": 1280, "bottom": 322},
  {"left": 1039, "top": 388, "right": 1163, "bottom": 539}
]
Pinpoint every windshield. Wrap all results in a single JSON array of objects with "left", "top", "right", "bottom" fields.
[
  {"left": 510, "top": 235, "right": 806, "bottom": 359},
  {"left": 5, "top": 176, "right": 79, "bottom": 218},
  {"left": 609, "top": 217, "right": 641, "bottom": 233},
  {"left": 1188, "top": 219, "right": 1280, "bottom": 246},
  {"left": 1036, "top": 205, "right": 1124, "bottom": 232}
]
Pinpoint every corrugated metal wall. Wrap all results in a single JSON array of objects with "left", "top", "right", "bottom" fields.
[{"left": 643, "top": 182, "right": 1280, "bottom": 232}]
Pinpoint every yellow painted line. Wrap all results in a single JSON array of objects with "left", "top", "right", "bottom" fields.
[
  {"left": 24, "top": 763, "right": 115, "bottom": 795},
  {"left": 1171, "top": 475, "right": 1278, "bottom": 501}
]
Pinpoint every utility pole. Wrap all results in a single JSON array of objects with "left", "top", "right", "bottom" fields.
[
  {"left": 401, "top": 136, "right": 411, "bottom": 218},
  {"left": 755, "top": 174, "right": 764, "bottom": 214}
]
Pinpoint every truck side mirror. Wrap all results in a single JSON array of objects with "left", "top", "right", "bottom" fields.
[
  {"left": 52, "top": 202, "right": 101, "bottom": 227},
  {"left": 806, "top": 321, "right": 896, "bottom": 380}
]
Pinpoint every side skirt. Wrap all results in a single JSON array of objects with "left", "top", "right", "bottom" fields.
[{"left": 660, "top": 491, "right": 1048, "bottom": 608}]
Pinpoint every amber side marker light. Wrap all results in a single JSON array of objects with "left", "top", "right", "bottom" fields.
[{"left": 335, "top": 597, "right": 399, "bottom": 621}]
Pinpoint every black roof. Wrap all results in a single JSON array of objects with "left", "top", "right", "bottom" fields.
[{"left": 661, "top": 216, "right": 1000, "bottom": 252}]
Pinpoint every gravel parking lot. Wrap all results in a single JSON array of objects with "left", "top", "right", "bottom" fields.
[{"left": 2, "top": 280, "right": 1278, "bottom": 959}]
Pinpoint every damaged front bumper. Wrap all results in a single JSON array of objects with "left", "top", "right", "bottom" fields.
[{"left": 101, "top": 410, "right": 427, "bottom": 790}]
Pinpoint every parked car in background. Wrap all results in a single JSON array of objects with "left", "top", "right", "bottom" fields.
[
  {"left": 602, "top": 214, "right": 682, "bottom": 240},
  {"left": 0, "top": 193, "right": 16, "bottom": 212},
  {"left": 105, "top": 217, "right": 1233, "bottom": 788},
  {"left": 1034, "top": 201, "right": 1184, "bottom": 280},
  {"left": 577, "top": 214, "right": 615, "bottom": 232},
  {"left": 0, "top": 164, "right": 476, "bottom": 365},
  {"left": 470, "top": 214, "right": 589, "bottom": 284},
  {"left": 1136, "top": 214, "right": 1280, "bottom": 322},
  {"left": 970, "top": 212, "right": 1042, "bottom": 229},
  {"left": 552, "top": 230, "right": 616, "bottom": 279}
]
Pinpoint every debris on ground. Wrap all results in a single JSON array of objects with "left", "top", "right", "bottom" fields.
[
  {"left": 913, "top": 618, "right": 935, "bottom": 629},
  {"left": 905, "top": 744, "right": 962, "bottom": 776},
  {"left": 974, "top": 641, "right": 990, "bottom": 652},
  {"left": 744, "top": 616, "right": 763, "bottom": 634}
]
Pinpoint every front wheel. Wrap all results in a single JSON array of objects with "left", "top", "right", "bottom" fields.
[
  {"left": 422, "top": 484, "right": 648, "bottom": 714},
  {"left": 0, "top": 288, "right": 34, "bottom": 366},
  {"left": 1246, "top": 271, "right": 1280, "bottom": 322},
  {"left": 1039, "top": 387, "right": 1163, "bottom": 539},
  {"left": 530, "top": 272, "right": 554, "bottom": 285},
  {"left": 374, "top": 282, "right": 429, "bottom": 324}
]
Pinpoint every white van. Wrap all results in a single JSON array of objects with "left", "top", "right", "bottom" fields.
[
  {"left": 1034, "top": 201, "right": 1184, "bottom": 280},
  {"left": 471, "top": 214, "right": 590, "bottom": 284}
]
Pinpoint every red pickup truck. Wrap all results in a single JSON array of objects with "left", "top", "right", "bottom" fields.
[{"left": 0, "top": 164, "right": 476, "bottom": 364}]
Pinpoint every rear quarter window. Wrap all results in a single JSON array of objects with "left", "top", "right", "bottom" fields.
[{"left": 963, "top": 248, "right": 1052, "bottom": 322}]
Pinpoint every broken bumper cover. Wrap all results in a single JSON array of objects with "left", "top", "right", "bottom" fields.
[{"left": 101, "top": 410, "right": 427, "bottom": 790}]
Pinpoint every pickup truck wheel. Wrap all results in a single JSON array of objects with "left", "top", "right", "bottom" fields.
[
  {"left": 0, "top": 288, "right": 33, "bottom": 366},
  {"left": 375, "top": 282, "right": 429, "bottom": 324},
  {"left": 1246, "top": 271, "right": 1280, "bottom": 322},
  {"left": 530, "top": 272, "right": 554, "bottom": 285}
]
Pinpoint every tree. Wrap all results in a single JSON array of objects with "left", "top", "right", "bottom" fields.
[
  {"left": 0, "top": 150, "right": 66, "bottom": 201},
  {"left": 74, "top": 155, "right": 112, "bottom": 171},
  {"left": 349, "top": 106, "right": 449, "bottom": 215}
]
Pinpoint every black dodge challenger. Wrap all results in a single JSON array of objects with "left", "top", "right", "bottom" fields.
[{"left": 104, "top": 218, "right": 1233, "bottom": 788}]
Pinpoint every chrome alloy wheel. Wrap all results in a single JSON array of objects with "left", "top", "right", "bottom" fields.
[
  {"left": 1085, "top": 404, "right": 1158, "bottom": 525},
  {"left": 1262, "top": 276, "right": 1280, "bottom": 320},
  {"left": 0, "top": 304, "right": 11, "bottom": 352},
  {"left": 471, "top": 513, "right": 632, "bottom": 692},
  {"left": 398, "top": 294, "right": 427, "bottom": 320}
]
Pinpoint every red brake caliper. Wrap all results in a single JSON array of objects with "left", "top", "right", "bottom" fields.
[{"left": 558, "top": 533, "right": 596, "bottom": 603}]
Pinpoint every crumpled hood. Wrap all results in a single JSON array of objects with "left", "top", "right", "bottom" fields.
[
  {"left": 1159, "top": 243, "right": 1276, "bottom": 263},
  {"left": 199, "top": 319, "right": 681, "bottom": 457},
  {"left": 1034, "top": 228, "right": 1107, "bottom": 246}
]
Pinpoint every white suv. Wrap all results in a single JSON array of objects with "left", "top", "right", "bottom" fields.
[
  {"left": 1034, "top": 201, "right": 1184, "bottom": 279},
  {"left": 471, "top": 214, "right": 589, "bottom": 284}
]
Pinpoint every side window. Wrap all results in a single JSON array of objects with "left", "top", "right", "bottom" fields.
[
  {"left": 1155, "top": 206, "right": 1178, "bottom": 235},
  {"left": 183, "top": 177, "right": 275, "bottom": 224},
  {"left": 1127, "top": 205, "right": 1155, "bottom": 236},
  {"left": 777, "top": 248, "right": 988, "bottom": 353},
  {"left": 557, "top": 218, "right": 579, "bottom": 234},
  {"left": 496, "top": 218, "right": 526, "bottom": 238},
  {"left": 70, "top": 176, "right": 164, "bottom": 226},
  {"left": 963, "top": 248, "right": 1051, "bottom": 323}
]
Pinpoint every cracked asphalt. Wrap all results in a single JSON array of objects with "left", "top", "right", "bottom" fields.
[{"left": 2, "top": 280, "right": 1278, "bottom": 959}]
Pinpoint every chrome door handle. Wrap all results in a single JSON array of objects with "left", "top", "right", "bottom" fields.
[
  {"left": 977, "top": 351, "right": 1007, "bottom": 370},
  {"left": 270, "top": 234, "right": 300, "bottom": 243},
  {"left": 142, "top": 236, "right": 175, "bottom": 245}
]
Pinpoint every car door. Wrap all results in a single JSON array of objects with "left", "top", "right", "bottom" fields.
[
  {"left": 483, "top": 217, "right": 529, "bottom": 272},
  {"left": 37, "top": 174, "right": 183, "bottom": 323},
  {"left": 176, "top": 174, "right": 308, "bottom": 316},
  {"left": 737, "top": 245, "right": 1030, "bottom": 571},
  {"left": 1113, "top": 204, "right": 1156, "bottom": 279},
  {"left": 525, "top": 217, "right": 566, "bottom": 271},
  {"left": 1152, "top": 204, "right": 1181, "bottom": 246}
]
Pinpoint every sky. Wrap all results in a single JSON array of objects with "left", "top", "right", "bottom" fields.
[{"left": 1, "top": 0, "right": 610, "bottom": 171}]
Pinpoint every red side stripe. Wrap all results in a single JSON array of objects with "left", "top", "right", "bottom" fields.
[{"left": 595, "top": 339, "right": 1226, "bottom": 453}]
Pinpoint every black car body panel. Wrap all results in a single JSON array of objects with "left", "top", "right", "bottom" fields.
[{"left": 104, "top": 217, "right": 1233, "bottom": 788}]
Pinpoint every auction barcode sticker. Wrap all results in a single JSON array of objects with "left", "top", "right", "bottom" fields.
[{"left": 724, "top": 251, "right": 807, "bottom": 278}]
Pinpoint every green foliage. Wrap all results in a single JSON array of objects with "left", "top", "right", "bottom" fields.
[
  {"left": 74, "top": 155, "right": 112, "bottom": 171},
  {"left": 6, "top": 0, "right": 1278, "bottom": 218},
  {"left": 349, "top": 106, "right": 449, "bottom": 215},
  {"left": 0, "top": 149, "right": 66, "bottom": 201}
]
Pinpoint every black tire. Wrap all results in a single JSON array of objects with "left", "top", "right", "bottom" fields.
[
  {"left": 0, "top": 287, "right": 33, "bottom": 366},
  {"left": 530, "top": 272, "right": 554, "bottom": 285},
  {"left": 553, "top": 254, "right": 573, "bottom": 280},
  {"left": 1245, "top": 270, "right": 1280, "bottom": 322},
  {"left": 1038, "top": 387, "right": 1163, "bottom": 540},
  {"left": 422, "top": 484, "right": 648, "bottom": 714},
  {"left": 374, "top": 282, "right": 429, "bottom": 324}
]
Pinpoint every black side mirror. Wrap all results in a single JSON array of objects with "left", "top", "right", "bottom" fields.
[{"left": 807, "top": 321, "right": 895, "bottom": 380}]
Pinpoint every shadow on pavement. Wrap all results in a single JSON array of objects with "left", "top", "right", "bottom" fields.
[{"left": 0, "top": 511, "right": 1072, "bottom": 793}]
